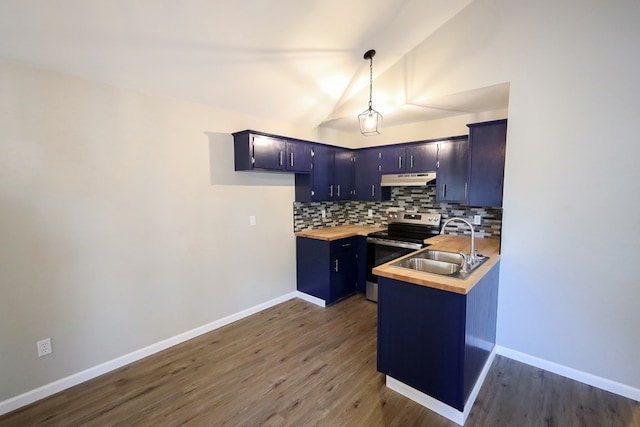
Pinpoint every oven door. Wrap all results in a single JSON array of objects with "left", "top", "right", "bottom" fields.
[{"left": 365, "top": 238, "right": 422, "bottom": 302}]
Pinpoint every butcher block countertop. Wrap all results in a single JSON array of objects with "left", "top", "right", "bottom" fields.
[
  {"left": 373, "top": 235, "right": 501, "bottom": 295},
  {"left": 295, "top": 224, "right": 386, "bottom": 241}
]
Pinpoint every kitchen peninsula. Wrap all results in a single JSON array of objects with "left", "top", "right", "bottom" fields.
[{"left": 374, "top": 235, "right": 500, "bottom": 425}]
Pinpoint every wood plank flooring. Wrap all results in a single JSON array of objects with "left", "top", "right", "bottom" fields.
[{"left": 1, "top": 294, "right": 638, "bottom": 426}]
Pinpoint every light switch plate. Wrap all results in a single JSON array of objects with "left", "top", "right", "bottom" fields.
[{"left": 473, "top": 215, "right": 482, "bottom": 225}]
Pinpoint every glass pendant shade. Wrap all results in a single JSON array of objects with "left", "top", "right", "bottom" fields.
[
  {"left": 358, "top": 107, "right": 383, "bottom": 135},
  {"left": 358, "top": 49, "right": 382, "bottom": 136}
]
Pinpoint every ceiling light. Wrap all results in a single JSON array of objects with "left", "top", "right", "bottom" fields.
[{"left": 358, "top": 49, "right": 383, "bottom": 136}]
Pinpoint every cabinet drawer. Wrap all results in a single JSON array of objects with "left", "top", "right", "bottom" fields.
[{"left": 330, "top": 237, "right": 358, "bottom": 253}]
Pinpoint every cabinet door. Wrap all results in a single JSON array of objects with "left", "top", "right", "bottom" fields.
[
  {"left": 379, "top": 146, "right": 406, "bottom": 174},
  {"left": 467, "top": 120, "right": 507, "bottom": 207},
  {"left": 296, "top": 237, "right": 331, "bottom": 302},
  {"left": 377, "top": 277, "right": 466, "bottom": 410},
  {"left": 252, "top": 134, "right": 286, "bottom": 170},
  {"left": 333, "top": 148, "right": 354, "bottom": 200},
  {"left": 436, "top": 139, "right": 469, "bottom": 203},
  {"left": 406, "top": 142, "right": 438, "bottom": 172},
  {"left": 311, "top": 145, "right": 333, "bottom": 201},
  {"left": 286, "top": 141, "right": 312, "bottom": 173},
  {"left": 330, "top": 239, "right": 358, "bottom": 303},
  {"left": 354, "top": 149, "right": 390, "bottom": 201}
]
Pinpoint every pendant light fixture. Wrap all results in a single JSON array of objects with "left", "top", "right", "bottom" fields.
[{"left": 358, "top": 49, "right": 383, "bottom": 135}]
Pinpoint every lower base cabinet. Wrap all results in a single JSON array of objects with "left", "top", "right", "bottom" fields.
[
  {"left": 377, "top": 262, "right": 499, "bottom": 411},
  {"left": 296, "top": 236, "right": 358, "bottom": 305}
]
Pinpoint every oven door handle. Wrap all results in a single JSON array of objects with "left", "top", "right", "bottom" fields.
[{"left": 366, "top": 237, "right": 423, "bottom": 250}]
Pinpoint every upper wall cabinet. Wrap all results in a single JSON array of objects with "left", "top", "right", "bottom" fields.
[
  {"left": 466, "top": 119, "right": 507, "bottom": 207},
  {"left": 286, "top": 141, "right": 313, "bottom": 173},
  {"left": 234, "top": 120, "right": 506, "bottom": 207},
  {"left": 379, "top": 146, "right": 406, "bottom": 174},
  {"left": 233, "top": 130, "right": 312, "bottom": 173},
  {"left": 353, "top": 148, "right": 391, "bottom": 202},
  {"left": 295, "top": 145, "right": 354, "bottom": 202},
  {"left": 379, "top": 142, "right": 439, "bottom": 174},
  {"left": 406, "top": 142, "right": 438, "bottom": 172},
  {"left": 334, "top": 148, "right": 354, "bottom": 200},
  {"left": 435, "top": 138, "right": 470, "bottom": 203}
]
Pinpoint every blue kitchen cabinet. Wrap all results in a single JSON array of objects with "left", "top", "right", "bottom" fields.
[
  {"left": 296, "top": 236, "right": 358, "bottom": 305},
  {"left": 333, "top": 148, "right": 354, "bottom": 200},
  {"left": 377, "top": 261, "right": 499, "bottom": 411},
  {"left": 234, "top": 132, "right": 285, "bottom": 171},
  {"left": 286, "top": 141, "right": 313, "bottom": 173},
  {"left": 295, "top": 145, "right": 353, "bottom": 202},
  {"left": 379, "top": 146, "right": 406, "bottom": 174},
  {"left": 380, "top": 142, "right": 438, "bottom": 174},
  {"left": 406, "top": 142, "right": 438, "bottom": 172},
  {"left": 233, "top": 130, "right": 312, "bottom": 173},
  {"left": 353, "top": 148, "right": 390, "bottom": 202},
  {"left": 300, "top": 144, "right": 333, "bottom": 201},
  {"left": 466, "top": 119, "right": 507, "bottom": 207},
  {"left": 436, "top": 137, "right": 469, "bottom": 203}
]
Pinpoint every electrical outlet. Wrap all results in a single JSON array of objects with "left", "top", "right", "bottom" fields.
[
  {"left": 321, "top": 209, "right": 326, "bottom": 219},
  {"left": 368, "top": 209, "right": 373, "bottom": 218},
  {"left": 473, "top": 215, "right": 482, "bottom": 225},
  {"left": 249, "top": 215, "right": 256, "bottom": 226},
  {"left": 37, "top": 338, "right": 52, "bottom": 357}
]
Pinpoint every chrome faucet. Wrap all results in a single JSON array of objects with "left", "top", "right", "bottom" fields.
[{"left": 440, "top": 217, "right": 476, "bottom": 270}]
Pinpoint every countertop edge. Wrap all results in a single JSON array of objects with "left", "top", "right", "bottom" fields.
[
  {"left": 294, "top": 225, "right": 386, "bottom": 241},
  {"left": 372, "top": 235, "right": 501, "bottom": 294}
]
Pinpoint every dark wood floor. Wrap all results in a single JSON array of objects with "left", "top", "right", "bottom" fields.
[{"left": 1, "top": 294, "right": 638, "bottom": 426}]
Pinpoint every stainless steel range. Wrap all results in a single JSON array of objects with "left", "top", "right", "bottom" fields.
[{"left": 365, "top": 211, "right": 442, "bottom": 301}]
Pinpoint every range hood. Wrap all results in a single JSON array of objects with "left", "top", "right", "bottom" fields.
[{"left": 380, "top": 172, "right": 437, "bottom": 187}]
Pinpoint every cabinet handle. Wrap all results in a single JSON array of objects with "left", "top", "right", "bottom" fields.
[
  {"left": 334, "top": 259, "right": 339, "bottom": 272},
  {"left": 279, "top": 151, "right": 283, "bottom": 166},
  {"left": 290, "top": 152, "right": 294, "bottom": 167},
  {"left": 330, "top": 185, "right": 334, "bottom": 197},
  {"left": 442, "top": 184, "right": 447, "bottom": 198},
  {"left": 337, "top": 185, "right": 341, "bottom": 197},
  {"left": 342, "top": 243, "right": 351, "bottom": 248},
  {"left": 464, "top": 182, "right": 468, "bottom": 199},
  {"left": 371, "top": 184, "right": 375, "bottom": 197},
  {"left": 398, "top": 156, "right": 402, "bottom": 169},
  {"left": 410, "top": 155, "right": 414, "bottom": 169}
]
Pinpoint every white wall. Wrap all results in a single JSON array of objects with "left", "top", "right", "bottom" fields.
[
  {"left": 326, "top": 0, "right": 640, "bottom": 391},
  {"left": 0, "top": 61, "right": 309, "bottom": 402}
]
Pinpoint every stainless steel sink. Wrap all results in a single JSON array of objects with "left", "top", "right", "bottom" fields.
[
  {"left": 416, "top": 250, "right": 466, "bottom": 264},
  {"left": 391, "top": 249, "right": 489, "bottom": 279},
  {"left": 394, "top": 257, "right": 462, "bottom": 275}
]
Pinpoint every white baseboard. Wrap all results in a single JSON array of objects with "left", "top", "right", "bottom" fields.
[
  {"left": 294, "top": 291, "right": 326, "bottom": 307},
  {"left": 386, "top": 347, "right": 497, "bottom": 426},
  {"left": 0, "top": 291, "right": 299, "bottom": 417},
  {"left": 496, "top": 345, "right": 640, "bottom": 402}
]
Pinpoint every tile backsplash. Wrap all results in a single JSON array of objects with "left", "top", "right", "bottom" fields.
[{"left": 293, "top": 187, "right": 503, "bottom": 239}]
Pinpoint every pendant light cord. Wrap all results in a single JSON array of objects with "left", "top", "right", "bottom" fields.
[{"left": 368, "top": 55, "right": 373, "bottom": 110}]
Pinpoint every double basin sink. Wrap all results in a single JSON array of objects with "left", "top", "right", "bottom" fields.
[{"left": 392, "top": 249, "right": 489, "bottom": 279}]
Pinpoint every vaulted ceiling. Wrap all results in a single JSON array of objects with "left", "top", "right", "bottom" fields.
[{"left": 0, "top": 0, "right": 507, "bottom": 131}]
